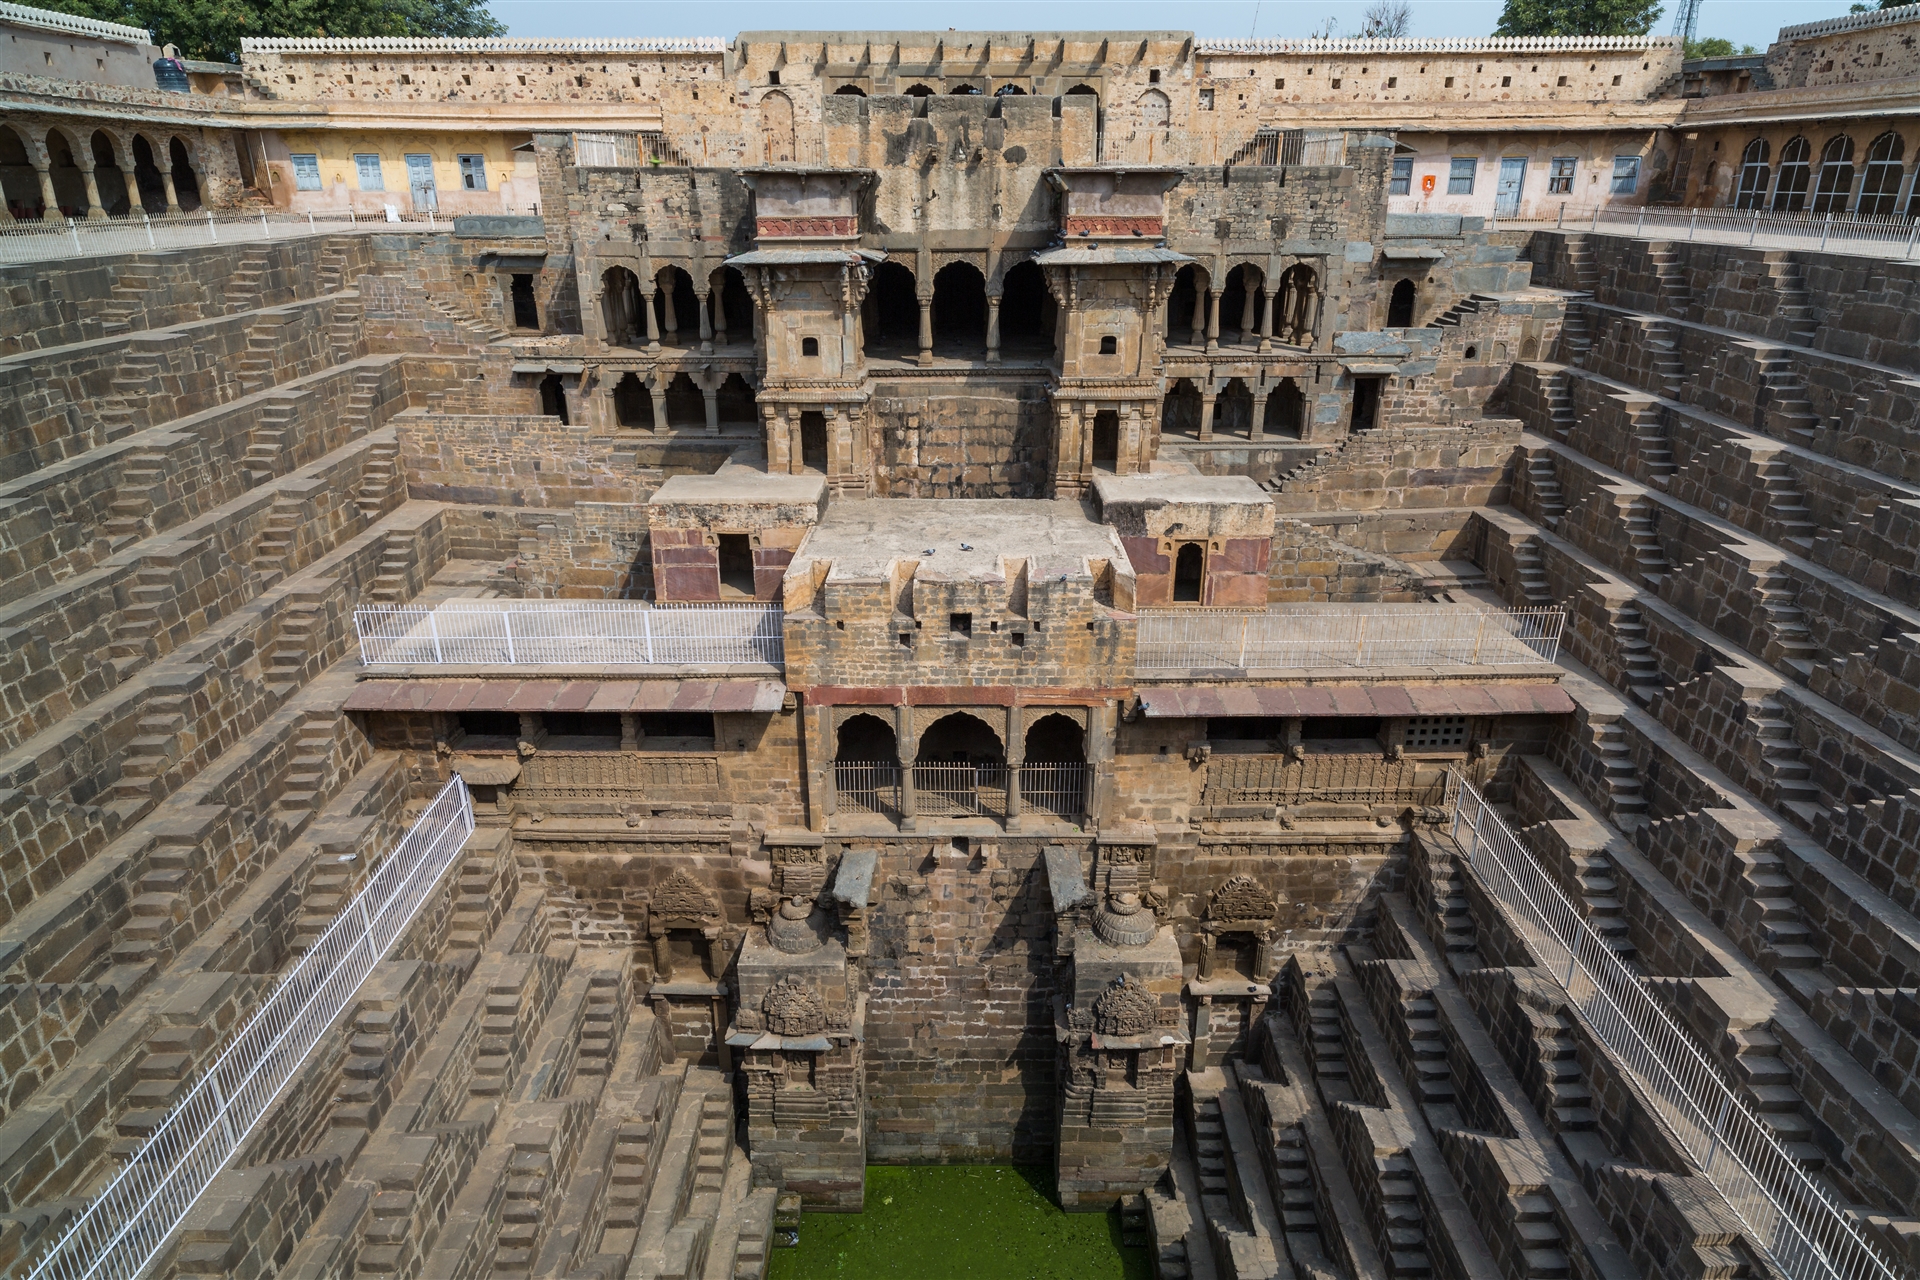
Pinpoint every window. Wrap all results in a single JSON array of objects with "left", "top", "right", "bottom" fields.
[
  {"left": 949, "top": 612, "right": 972, "bottom": 637},
  {"left": 1276, "top": 78, "right": 1285, "bottom": 89},
  {"left": 1331, "top": 78, "right": 1342, "bottom": 89},
  {"left": 1198, "top": 88, "right": 1214, "bottom": 110},
  {"left": 354, "top": 153, "right": 384, "bottom": 191},
  {"left": 1390, "top": 156, "right": 1413, "bottom": 195},
  {"left": 801, "top": 336, "right": 819, "bottom": 356},
  {"left": 718, "top": 533, "right": 754, "bottom": 596},
  {"left": 291, "top": 153, "right": 322, "bottom": 191},
  {"left": 1548, "top": 156, "right": 1576, "bottom": 194},
  {"left": 1098, "top": 334, "right": 1117, "bottom": 354},
  {"left": 1444, "top": 76, "right": 1455, "bottom": 87},
  {"left": 768, "top": 69, "right": 780, "bottom": 85},
  {"left": 1734, "top": 139, "right": 1771, "bottom": 209},
  {"left": 1500, "top": 75, "right": 1511, "bottom": 87},
  {"left": 1610, "top": 155, "right": 1640, "bottom": 195},
  {"left": 1172, "top": 544, "right": 1205, "bottom": 603},
  {"left": 1556, "top": 75, "right": 1567, "bottom": 87},
  {"left": 1405, "top": 716, "right": 1468, "bottom": 749},
  {"left": 458, "top": 154, "right": 487, "bottom": 190},
  {"left": 1387, "top": 76, "right": 1397, "bottom": 88},
  {"left": 1773, "top": 136, "right": 1811, "bottom": 211},
  {"left": 1448, "top": 156, "right": 1476, "bottom": 194},
  {"left": 1811, "top": 134, "right": 1857, "bottom": 213},
  {"left": 1611, "top": 74, "right": 1621, "bottom": 85},
  {"left": 1149, "top": 68, "right": 1161, "bottom": 83}
]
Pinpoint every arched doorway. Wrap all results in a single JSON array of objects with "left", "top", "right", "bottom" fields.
[
  {"left": 1167, "top": 264, "right": 1211, "bottom": 345},
  {"left": 998, "top": 259, "right": 1055, "bottom": 357},
  {"left": 1733, "top": 139, "right": 1770, "bottom": 209},
  {"left": 994, "top": 84, "right": 1027, "bottom": 96},
  {"left": 1266, "top": 378, "right": 1305, "bottom": 439},
  {"left": 663, "top": 372, "right": 703, "bottom": 429},
  {"left": 1387, "top": 279, "right": 1417, "bottom": 328},
  {"left": 759, "top": 90, "right": 796, "bottom": 163},
  {"left": 710, "top": 265, "right": 755, "bottom": 348},
  {"left": 835, "top": 712, "right": 900, "bottom": 817},
  {"left": 1091, "top": 410, "right": 1120, "bottom": 469},
  {"left": 1859, "top": 132, "right": 1905, "bottom": 217},
  {"left": 833, "top": 85, "right": 868, "bottom": 97},
  {"left": 167, "top": 137, "right": 201, "bottom": 210},
  {"left": 46, "top": 128, "right": 84, "bottom": 216},
  {"left": 613, "top": 372, "right": 653, "bottom": 428},
  {"left": 1811, "top": 135, "right": 1856, "bottom": 214},
  {"left": 130, "top": 134, "right": 166, "bottom": 212},
  {"left": 863, "top": 261, "right": 918, "bottom": 356},
  {"left": 1221, "top": 265, "right": 1262, "bottom": 344},
  {"left": 1216, "top": 378, "right": 1253, "bottom": 435},
  {"left": 601, "top": 266, "right": 643, "bottom": 345},
  {"left": 1161, "top": 378, "right": 1204, "bottom": 437},
  {"left": 914, "top": 712, "right": 1007, "bottom": 818},
  {"left": 903, "top": 84, "right": 935, "bottom": 98},
  {"left": 0, "top": 126, "right": 39, "bottom": 218},
  {"left": 932, "top": 261, "right": 987, "bottom": 357},
  {"left": 716, "top": 373, "right": 757, "bottom": 427},
  {"left": 1173, "top": 543, "right": 1205, "bottom": 603},
  {"left": 1021, "top": 712, "right": 1086, "bottom": 820},
  {"left": 1140, "top": 89, "right": 1171, "bottom": 130},
  {"left": 1275, "top": 265, "right": 1318, "bottom": 347},
  {"left": 90, "top": 131, "right": 128, "bottom": 215},
  {"left": 1772, "top": 137, "right": 1810, "bottom": 212}
]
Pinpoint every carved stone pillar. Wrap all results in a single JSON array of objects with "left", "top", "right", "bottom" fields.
[
  {"left": 1239, "top": 283, "right": 1258, "bottom": 344},
  {"left": 78, "top": 163, "right": 106, "bottom": 221},
  {"left": 896, "top": 704, "right": 919, "bottom": 832},
  {"left": 1187, "top": 288, "right": 1204, "bottom": 346},
  {"left": 916, "top": 296, "right": 933, "bottom": 367},
  {"left": 1258, "top": 287, "right": 1273, "bottom": 353},
  {"left": 641, "top": 286, "right": 661, "bottom": 351},
  {"left": 1004, "top": 704, "right": 1025, "bottom": 832},
  {"left": 120, "top": 167, "right": 141, "bottom": 217},
  {"left": 985, "top": 294, "right": 1002, "bottom": 364},
  {"left": 699, "top": 288, "right": 715, "bottom": 353},
  {"left": 649, "top": 377, "right": 669, "bottom": 432},
  {"left": 1250, "top": 391, "right": 1269, "bottom": 442},
  {"left": 158, "top": 165, "right": 180, "bottom": 215},
  {"left": 34, "top": 161, "right": 59, "bottom": 222},
  {"left": 702, "top": 385, "right": 720, "bottom": 435},
  {"left": 1204, "top": 287, "right": 1220, "bottom": 354},
  {"left": 661, "top": 282, "right": 679, "bottom": 336},
  {"left": 1197, "top": 389, "right": 1217, "bottom": 442}
]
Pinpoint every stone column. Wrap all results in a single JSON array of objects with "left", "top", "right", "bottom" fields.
[
  {"left": 788, "top": 411, "right": 805, "bottom": 476},
  {"left": 121, "top": 167, "right": 141, "bottom": 217},
  {"left": 1188, "top": 289, "right": 1205, "bottom": 346},
  {"left": 34, "top": 160, "right": 60, "bottom": 222},
  {"left": 77, "top": 162, "right": 106, "bottom": 221},
  {"left": 661, "top": 282, "right": 680, "bottom": 336},
  {"left": 1303, "top": 286, "right": 1325, "bottom": 351},
  {"left": 1250, "top": 390, "right": 1269, "bottom": 442},
  {"left": 158, "top": 165, "right": 181, "bottom": 215},
  {"left": 1005, "top": 704, "right": 1025, "bottom": 832},
  {"left": 1239, "top": 283, "right": 1257, "bottom": 344},
  {"left": 649, "top": 378, "right": 670, "bottom": 432},
  {"left": 762, "top": 404, "right": 787, "bottom": 471},
  {"left": 702, "top": 385, "right": 720, "bottom": 435},
  {"left": 896, "top": 705, "right": 919, "bottom": 832},
  {"left": 1120, "top": 405, "right": 1141, "bottom": 475},
  {"left": 713, "top": 289, "right": 729, "bottom": 345},
  {"left": 985, "top": 294, "right": 1002, "bottom": 364},
  {"left": 1197, "top": 387, "right": 1217, "bottom": 442},
  {"left": 916, "top": 296, "right": 934, "bottom": 367},
  {"left": 1258, "top": 287, "right": 1273, "bottom": 353},
  {"left": 1087, "top": 700, "right": 1115, "bottom": 824},
  {"left": 1204, "top": 287, "right": 1220, "bottom": 354},
  {"left": 641, "top": 286, "right": 661, "bottom": 351},
  {"left": 699, "top": 289, "right": 714, "bottom": 353}
]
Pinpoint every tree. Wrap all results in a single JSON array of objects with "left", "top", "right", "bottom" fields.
[
  {"left": 1683, "top": 36, "right": 1756, "bottom": 57},
  {"left": 1493, "top": 0, "right": 1664, "bottom": 37},
  {"left": 1851, "top": 0, "right": 1911, "bottom": 10},
  {"left": 1359, "top": 0, "right": 1413, "bottom": 37},
  {"left": 34, "top": 0, "right": 504, "bottom": 63}
]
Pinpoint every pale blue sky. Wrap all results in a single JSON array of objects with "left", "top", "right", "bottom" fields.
[{"left": 487, "top": 0, "right": 1860, "bottom": 58}]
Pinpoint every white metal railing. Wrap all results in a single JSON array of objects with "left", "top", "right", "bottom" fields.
[
  {"left": 571, "top": 130, "right": 693, "bottom": 168},
  {"left": 0, "top": 208, "right": 456, "bottom": 267},
  {"left": 1135, "top": 605, "right": 1563, "bottom": 671},
  {"left": 834, "top": 762, "right": 902, "bottom": 817},
  {"left": 832, "top": 761, "right": 1086, "bottom": 821},
  {"left": 914, "top": 762, "right": 1008, "bottom": 818},
  {"left": 1449, "top": 776, "right": 1905, "bottom": 1280},
  {"left": 1499, "top": 203, "right": 1920, "bottom": 262},
  {"left": 25, "top": 776, "right": 475, "bottom": 1280},
  {"left": 353, "top": 599, "right": 784, "bottom": 667}
]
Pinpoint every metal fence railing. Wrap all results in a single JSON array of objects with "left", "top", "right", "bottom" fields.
[
  {"left": 1135, "top": 605, "right": 1563, "bottom": 672},
  {"left": 0, "top": 208, "right": 456, "bottom": 267},
  {"left": 834, "top": 762, "right": 902, "bottom": 818},
  {"left": 1449, "top": 776, "right": 1905, "bottom": 1280},
  {"left": 352, "top": 600, "right": 785, "bottom": 667},
  {"left": 914, "top": 763, "right": 1009, "bottom": 819},
  {"left": 24, "top": 776, "right": 475, "bottom": 1280},
  {"left": 571, "top": 130, "right": 693, "bottom": 168},
  {"left": 1497, "top": 202, "right": 1920, "bottom": 262},
  {"left": 1019, "top": 762, "right": 1088, "bottom": 820}
]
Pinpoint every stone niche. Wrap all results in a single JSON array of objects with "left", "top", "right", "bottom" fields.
[
  {"left": 1094, "top": 473, "right": 1275, "bottom": 607},
  {"left": 647, "top": 471, "right": 827, "bottom": 602}
]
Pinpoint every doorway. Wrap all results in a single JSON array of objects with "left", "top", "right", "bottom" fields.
[
  {"left": 1495, "top": 157, "right": 1527, "bottom": 218},
  {"left": 405, "top": 154, "right": 438, "bottom": 212}
]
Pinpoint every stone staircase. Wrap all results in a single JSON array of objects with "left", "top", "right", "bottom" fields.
[
  {"left": 1643, "top": 321, "right": 1687, "bottom": 399},
  {"left": 1750, "top": 565, "right": 1819, "bottom": 679},
  {"left": 1620, "top": 495, "right": 1671, "bottom": 588},
  {"left": 97, "top": 268, "right": 153, "bottom": 337},
  {"left": 235, "top": 314, "right": 290, "bottom": 396},
  {"left": 249, "top": 496, "right": 305, "bottom": 588},
  {"left": 354, "top": 432, "right": 404, "bottom": 518},
  {"left": 263, "top": 594, "right": 330, "bottom": 701},
  {"left": 1557, "top": 307, "right": 1592, "bottom": 364},
  {"left": 367, "top": 533, "right": 418, "bottom": 604},
  {"left": 1755, "top": 351, "right": 1822, "bottom": 444},
  {"left": 1748, "top": 696, "right": 1822, "bottom": 818},
  {"left": 222, "top": 246, "right": 272, "bottom": 314},
  {"left": 1591, "top": 718, "right": 1649, "bottom": 828},
  {"left": 242, "top": 399, "right": 302, "bottom": 484},
  {"left": 1645, "top": 243, "right": 1693, "bottom": 314},
  {"left": 1726, "top": 1022, "right": 1827, "bottom": 1171},
  {"left": 1738, "top": 852, "right": 1824, "bottom": 977},
  {"left": 1418, "top": 845, "right": 1480, "bottom": 968},
  {"left": 1753, "top": 454, "right": 1818, "bottom": 551},
  {"left": 105, "top": 560, "right": 182, "bottom": 675},
  {"left": 97, "top": 349, "right": 164, "bottom": 441},
  {"left": 273, "top": 711, "right": 339, "bottom": 821},
  {"left": 1628, "top": 407, "right": 1677, "bottom": 489},
  {"left": 1302, "top": 983, "right": 1350, "bottom": 1098},
  {"left": 325, "top": 292, "right": 363, "bottom": 365},
  {"left": 316, "top": 240, "right": 352, "bottom": 293},
  {"left": 1542, "top": 374, "right": 1576, "bottom": 441},
  {"left": 1524, "top": 455, "right": 1566, "bottom": 530},
  {"left": 1609, "top": 600, "right": 1667, "bottom": 705},
  {"left": 1561, "top": 235, "right": 1600, "bottom": 294},
  {"left": 105, "top": 692, "right": 190, "bottom": 811},
  {"left": 1511, "top": 538, "right": 1556, "bottom": 609},
  {"left": 1759, "top": 253, "right": 1820, "bottom": 346},
  {"left": 101, "top": 450, "right": 171, "bottom": 544}
]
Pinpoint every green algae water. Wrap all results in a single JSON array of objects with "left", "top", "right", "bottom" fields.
[{"left": 768, "top": 1165, "right": 1152, "bottom": 1280}]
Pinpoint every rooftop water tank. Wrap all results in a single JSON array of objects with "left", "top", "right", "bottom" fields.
[{"left": 153, "top": 57, "right": 189, "bottom": 92}]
